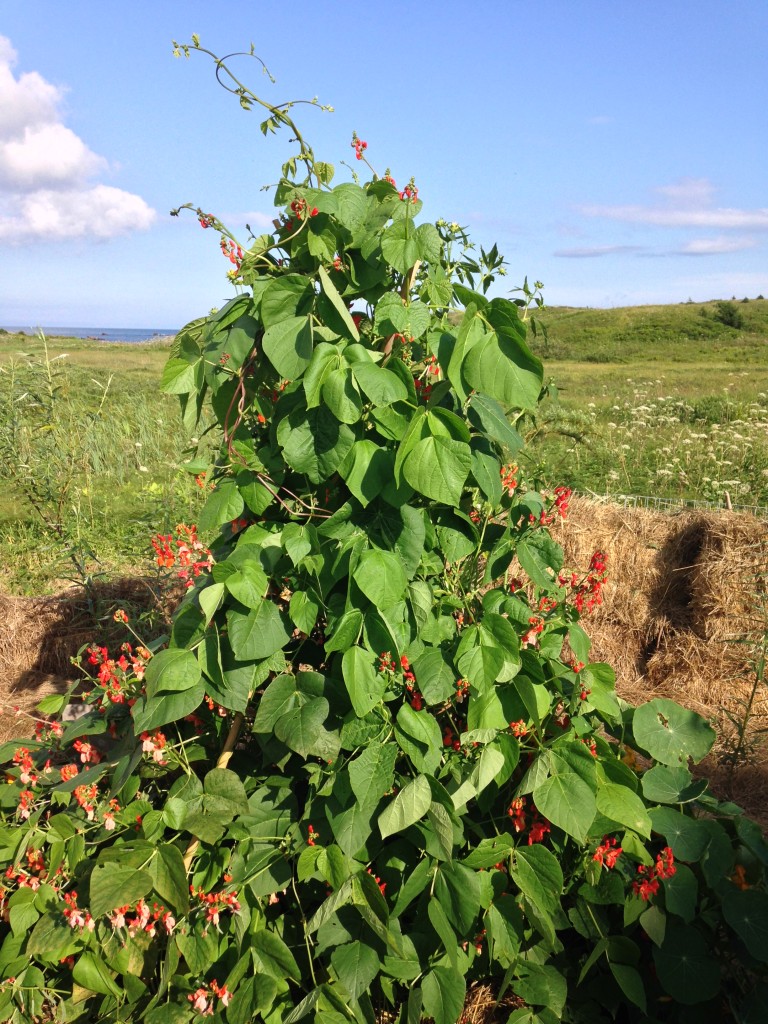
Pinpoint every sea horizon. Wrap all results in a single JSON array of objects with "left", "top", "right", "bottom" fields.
[{"left": 2, "top": 325, "right": 179, "bottom": 343}]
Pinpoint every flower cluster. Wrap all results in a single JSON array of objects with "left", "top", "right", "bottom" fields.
[
  {"left": 559, "top": 549, "right": 608, "bottom": 615},
  {"left": 62, "top": 891, "right": 95, "bottom": 932},
  {"left": 593, "top": 836, "right": 623, "bottom": 869},
  {"left": 190, "top": 884, "right": 242, "bottom": 927},
  {"left": 188, "top": 980, "right": 231, "bottom": 1014},
  {"left": 86, "top": 642, "right": 151, "bottom": 702},
  {"left": 520, "top": 616, "right": 544, "bottom": 648},
  {"left": 140, "top": 730, "right": 168, "bottom": 764},
  {"left": 220, "top": 237, "right": 243, "bottom": 269},
  {"left": 632, "top": 846, "right": 676, "bottom": 900},
  {"left": 151, "top": 524, "right": 213, "bottom": 586},
  {"left": 531, "top": 485, "right": 572, "bottom": 526},
  {"left": 500, "top": 463, "right": 518, "bottom": 495},
  {"left": 507, "top": 796, "right": 551, "bottom": 844},
  {"left": 109, "top": 899, "right": 175, "bottom": 937},
  {"left": 290, "top": 197, "right": 318, "bottom": 220},
  {"left": 351, "top": 134, "right": 367, "bottom": 160}
]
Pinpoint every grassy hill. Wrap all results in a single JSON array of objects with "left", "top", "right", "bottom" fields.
[{"left": 529, "top": 297, "right": 768, "bottom": 364}]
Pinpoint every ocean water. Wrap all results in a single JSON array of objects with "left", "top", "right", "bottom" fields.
[{"left": 3, "top": 326, "right": 177, "bottom": 343}]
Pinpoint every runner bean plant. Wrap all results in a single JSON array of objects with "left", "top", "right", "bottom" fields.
[{"left": 0, "top": 38, "right": 766, "bottom": 1024}]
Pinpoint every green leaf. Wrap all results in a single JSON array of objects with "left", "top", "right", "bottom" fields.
[
  {"left": 413, "top": 649, "right": 456, "bottom": 705},
  {"left": 225, "top": 563, "right": 268, "bottom": 608},
  {"left": 274, "top": 697, "right": 336, "bottom": 758},
  {"left": 471, "top": 448, "right": 503, "bottom": 505},
  {"left": 374, "top": 293, "right": 430, "bottom": 339},
  {"left": 323, "top": 367, "right": 363, "bottom": 423},
  {"left": 395, "top": 704, "right": 443, "bottom": 774},
  {"left": 198, "top": 478, "right": 245, "bottom": 532},
  {"left": 350, "top": 743, "right": 397, "bottom": 813},
  {"left": 72, "top": 952, "right": 121, "bottom": 998},
  {"left": 653, "top": 924, "right": 721, "bottom": 1004},
  {"left": 227, "top": 975, "right": 278, "bottom": 1024},
  {"left": 516, "top": 533, "right": 563, "bottom": 588},
  {"left": 381, "top": 220, "right": 420, "bottom": 274},
  {"left": 151, "top": 844, "right": 190, "bottom": 914},
  {"left": 204, "top": 767, "right": 249, "bottom": 815},
  {"left": 402, "top": 435, "right": 472, "bottom": 506},
  {"left": 339, "top": 440, "right": 391, "bottom": 507},
  {"left": 663, "top": 864, "right": 698, "bottom": 923},
  {"left": 260, "top": 274, "right": 314, "bottom": 327},
  {"left": 633, "top": 698, "right": 715, "bottom": 766},
  {"left": 331, "top": 940, "right": 380, "bottom": 1001},
  {"left": 511, "top": 845, "right": 563, "bottom": 916},
  {"left": 290, "top": 590, "right": 320, "bottom": 635},
  {"left": 464, "top": 328, "right": 543, "bottom": 411},
  {"left": 89, "top": 866, "right": 153, "bottom": 918},
  {"left": 533, "top": 773, "right": 596, "bottom": 842},
  {"left": 648, "top": 807, "right": 709, "bottom": 862},
  {"left": 303, "top": 342, "right": 340, "bottom": 408},
  {"left": 596, "top": 782, "right": 652, "bottom": 838},
  {"left": 421, "top": 967, "right": 466, "bottom": 1024},
  {"left": 252, "top": 928, "right": 301, "bottom": 981},
  {"left": 144, "top": 648, "right": 202, "bottom": 699},
  {"left": 331, "top": 182, "right": 368, "bottom": 234},
  {"left": 160, "top": 356, "right": 202, "bottom": 394},
  {"left": 26, "top": 913, "right": 73, "bottom": 956},
  {"left": 609, "top": 963, "right": 647, "bottom": 1014},
  {"left": 227, "top": 602, "right": 290, "bottom": 661},
  {"left": 354, "top": 549, "right": 407, "bottom": 607},
  {"left": 277, "top": 401, "right": 356, "bottom": 483},
  {"left": 722, "top": 888, "right": 768, "bottom": 961},
  {"left": 512, "top": 962, "right": 567, "bottom": 1015},
  {"left": 467, "top": 393, "right": 524, "bottom": 453},
  {"left": 641, "top": 765, "right": 708, "bottom": 804},
  {"left": 342, "top": 647, "right": 387, "bottom": 717},
  {"left": 434, "top": 861, "right": 481, "bottom": 936},
  {"left": 252, "top": 674, "right": 297, "bottom": 732},
  {"left": 428, "top": 897, "right": 458, "bottom": 968},
  {"left": 349, "top": 360, "right": 407, "bottom": 406},
  {"left": 379, "top": 776, "right": 432, "bottom": 838},
  {"left": 262, "top": 315, "right": 313, "bottom": 379},
  {"left": 325, "top": 608, "right": 363, "bottom": 653},
  {"left": 131, "top": 681, "right": 205, "bottom": 733},
  {"left": 199, "top": 581, "right": 226, "bottom": 623}
]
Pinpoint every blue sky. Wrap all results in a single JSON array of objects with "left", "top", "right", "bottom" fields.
[{"left": 1, "top": 0, "right": 766, "bottom": 327}]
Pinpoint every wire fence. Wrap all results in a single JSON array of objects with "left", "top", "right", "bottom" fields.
[{"left": 591, "top": 492, "right": 768, "bottom": 520}]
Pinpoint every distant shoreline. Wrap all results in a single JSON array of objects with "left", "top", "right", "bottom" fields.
[{"left": 0, "top": 326, "right": 178, "bottom": 344}]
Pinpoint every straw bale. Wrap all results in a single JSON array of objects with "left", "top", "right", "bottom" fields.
[{"left": 0, "top": 577, "right": 184, "bottom": 740}]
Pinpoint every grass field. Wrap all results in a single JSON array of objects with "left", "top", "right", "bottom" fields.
[
  {"left": 1, "top": 297, "right": 766, "bottom": 593},
  {"left": 525, "top": 298, "right": 768, "bottom": 507},
  {"left": 0, "top": 332, "right": 208, "bottom": 594}
]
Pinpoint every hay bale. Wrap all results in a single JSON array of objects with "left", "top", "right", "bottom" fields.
[
  {"left": 554, "top": 498, "right": 768, "bottom": 828},
  {"left": 0, "top": 576, "right": 184, "bottom": 710}
]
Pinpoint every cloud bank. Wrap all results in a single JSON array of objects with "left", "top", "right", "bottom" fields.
[
  {"left": 0, "top": 36, "right": 155, "bottom": 242},
  {"left": 580, "top": 177, "right": 768, "bottom": 231}
]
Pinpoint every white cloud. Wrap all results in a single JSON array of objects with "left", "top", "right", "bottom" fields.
[
  {"left": 580, "top": 177, "right": 768, "bottom": 230},
  {"left": 0, "top": 35, "right": 155, "bottom": 242},
  {"left": 554, "top": 244, "right": 644, "bottom": 258},
  {"left": 674, "top": 236, "right": 757, "bottom": 256},
  {"left": 0, "top": 185, "right": 155, "bottom": 241}
]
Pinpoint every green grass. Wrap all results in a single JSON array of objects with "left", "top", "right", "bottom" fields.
[
  {"left": 524, "top": 299, "right": 768, "bottom": 506},
  {"left": 2, "top": 301, "right": 767, "bottom": 593},
  {"left": 0, "top": 333, "right": 209, "bottom": 593}
]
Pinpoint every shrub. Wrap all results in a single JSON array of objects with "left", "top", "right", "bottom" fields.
[
  {"left": 0, "top": 38, "right": 766, "bottom": 1024},
  {"left": 713, "top": 301, "right": 745, "bottom": 330}
]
